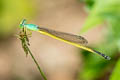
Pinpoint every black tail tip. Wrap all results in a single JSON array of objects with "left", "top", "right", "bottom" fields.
[
  {"left": 105, "top": 56, "right": 111, "bottom": 60},
  {"left": 93, "top": 50, "right": 111, "bottom": 60}
]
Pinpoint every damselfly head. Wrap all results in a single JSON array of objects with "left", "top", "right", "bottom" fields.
[{"left": 19, "top": 19, "right": 27, "bottom": 28}]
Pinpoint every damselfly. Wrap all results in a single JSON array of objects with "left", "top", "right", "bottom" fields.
[{"left": 19, "top": 19, "right": 111, "bottom": 60}]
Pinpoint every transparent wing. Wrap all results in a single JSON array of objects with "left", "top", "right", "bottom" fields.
[{"left": 38, "top": 27, "right": 88, "bottom": 45}]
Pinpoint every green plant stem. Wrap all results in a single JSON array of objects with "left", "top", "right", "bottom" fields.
[{"left": 26, "top": 45, "right": 47, "bottom": 80}]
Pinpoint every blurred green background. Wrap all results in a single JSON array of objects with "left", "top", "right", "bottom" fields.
[{"left": 0, "top": 0, "right": 120, "bottom": 80}]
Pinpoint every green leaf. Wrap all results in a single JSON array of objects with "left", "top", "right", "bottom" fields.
[
  {"left": 110, "top": 59, "right": 120, "bottom": 80},
  {"left": 80, "top": 0, "right": 120, "bottom": 34}
]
